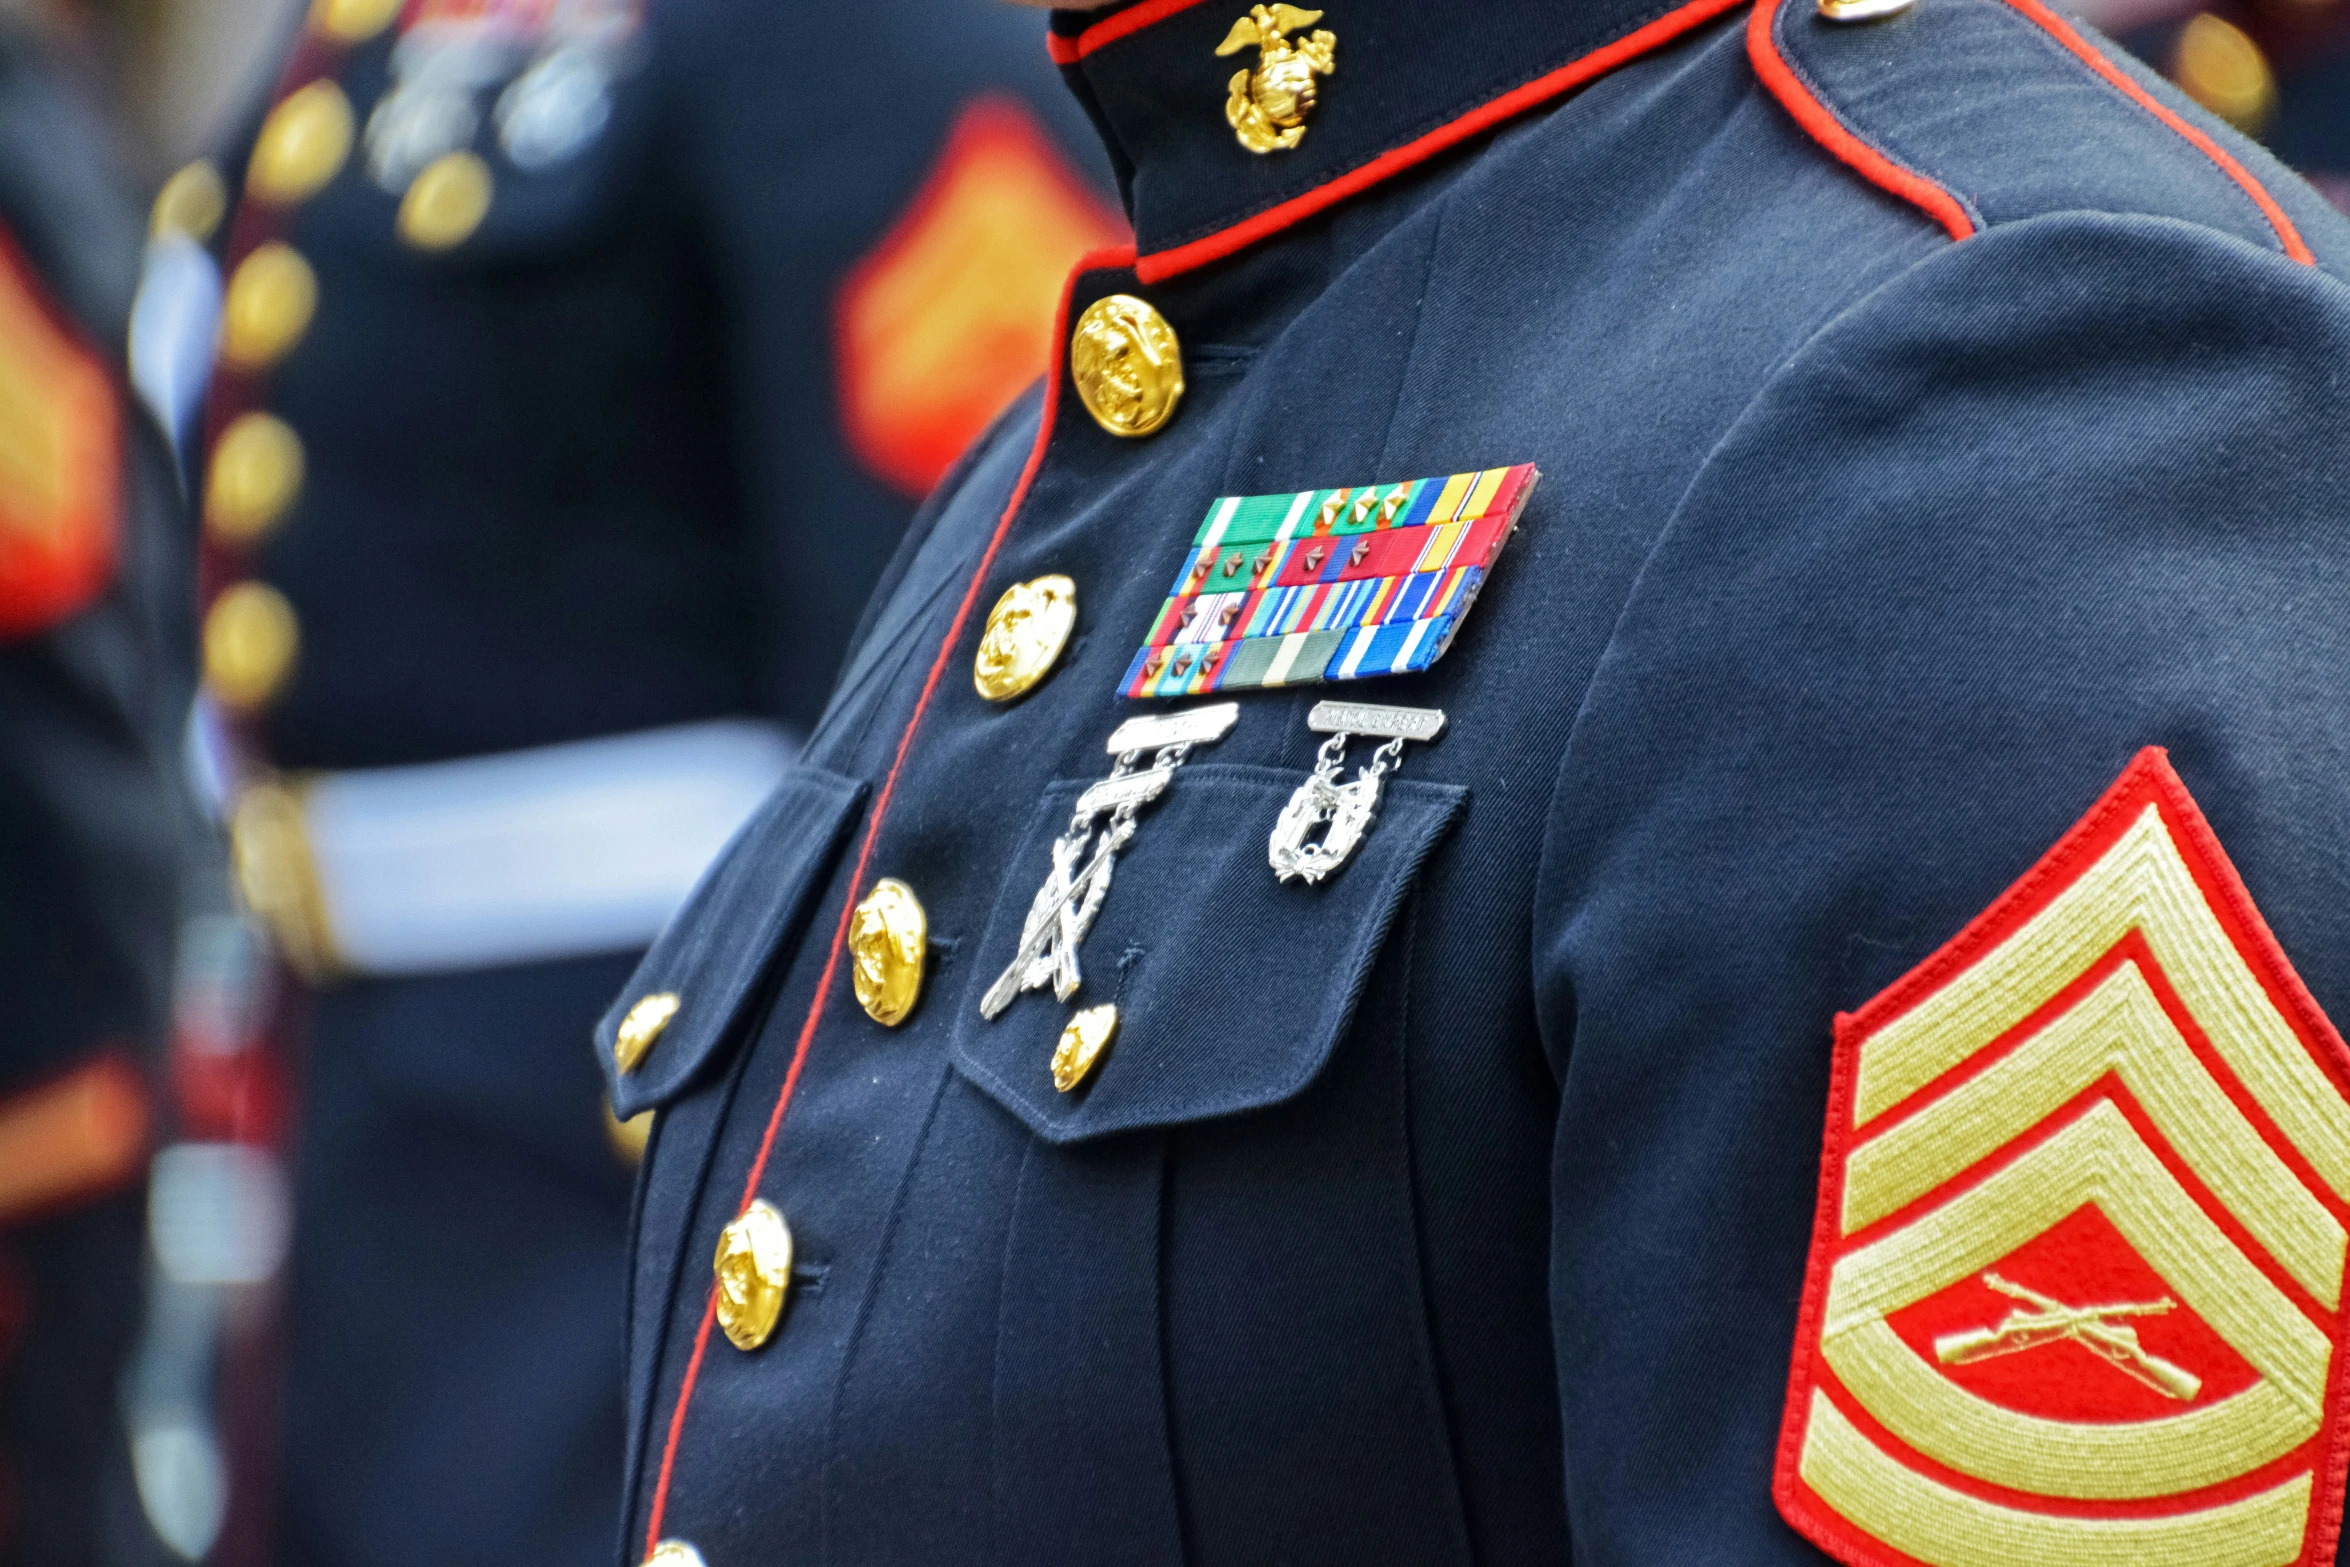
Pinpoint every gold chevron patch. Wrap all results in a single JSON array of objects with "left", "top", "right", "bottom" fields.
[{"left": 1776, "top": 747, "right": 2350, "bottom": 1567}]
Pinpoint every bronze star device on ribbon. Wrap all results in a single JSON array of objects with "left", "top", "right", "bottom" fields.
[{"left": 1120, "top": 463, "right": 1538, "bottom": 699}]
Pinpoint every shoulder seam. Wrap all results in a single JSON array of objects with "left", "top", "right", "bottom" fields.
[{"left": 1747, "top": 0, "right": 2314, "bottom": 266}]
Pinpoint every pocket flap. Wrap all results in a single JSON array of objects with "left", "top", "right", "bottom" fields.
[
  {"left": 596, "top": 765, "right": 867, "bottom": 1116},
  {"left": 947, "top": 763, "right": 1466, "bottom": 1145}
]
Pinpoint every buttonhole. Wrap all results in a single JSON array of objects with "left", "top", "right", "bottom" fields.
[{"left": 1188, "top": 344, "right": 1257, "bottom": 378}]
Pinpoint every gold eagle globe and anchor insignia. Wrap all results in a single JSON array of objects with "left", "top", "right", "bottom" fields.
[{"left": 1216, "top": 5, "right": 1338, "bottom": 154}]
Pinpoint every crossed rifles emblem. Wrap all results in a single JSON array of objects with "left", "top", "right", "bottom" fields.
[{"left": 1932, "top": 1271, "right": 2204, "bottom": 1403}]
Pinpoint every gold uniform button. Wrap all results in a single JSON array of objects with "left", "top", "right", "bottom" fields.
[
  {"left": 398, "top": 151, "right": 494, "bottom": 251},
  {"left": 1070, "top": 294, "right": 1184, "bottom": 438},
  {"left": 311, "top": 0, "right": 400, "bottom": 43},
  {"left": 848, "top": 879, "right": 927, "bottom": 1027},
  {"left": 203, "top": 581, "right": 300, "bottom": 709},
  {"left": 219, "top": 243, "right": 318, "bottom": 370},
  {"left": 1815, "top": 0, "right": 1916, "bottom": 20},
  {"left": 205, "top": 413, "right": 305, "bottom": 544},
  {"left": 602, "top": 1099, "right": 653, "bottom": 1165},
  {"left": 713, "top": 1199, "right": 793, "bottom": 1351},
  {"left": 613, "top": 992, "right": 681, "bottom": 1073},
  {"left": 248, "top": 81, "right": 354, "bottom": 207},
  {"left": 972, "top": 574, "right": 1076, "bottom": 702},
  {"left": 1052, "top": 1002, "right": 1119, "bottom": 1093},
  {"left": 642, "top": 1543, "right": 707, "bottom": 1567},
  {"left": 151, "top": 160, "right": 226, "bottom": 242}
]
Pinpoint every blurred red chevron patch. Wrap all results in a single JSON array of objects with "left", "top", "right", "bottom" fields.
[
  {"left": 0, "top": 227, "right": 118, "bottom": 640},
  {"left": 835, "top": 95, "right": 1126, "bottom": 498}
]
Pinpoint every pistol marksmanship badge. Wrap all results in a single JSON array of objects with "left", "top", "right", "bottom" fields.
[
  {"left": 1121, "top": 464, "right": 1537, "bottom": 699},
  {"left": 1217, "top": 5, "right": 1337, "bottom": 154},
  {"left": 1268, "top": 701, "right": 1442, "bottom": 884},
  {"left": 1775, "top": 748, "right": 2350, "bottom": 1567}
]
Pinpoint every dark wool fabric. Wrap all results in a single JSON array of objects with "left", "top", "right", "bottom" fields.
[
  {"left": 602, "top": 0, "right": 2350, "bottom": 1559},
  {"left": 0, "top": 23, "right": 189, "bottom": 1567}
]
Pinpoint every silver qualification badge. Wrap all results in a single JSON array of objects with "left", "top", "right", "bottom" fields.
[
  {"left": 980, "top": 703, "right": 1239, "bottom": 1019},
  {"left": 1269, "top": 701, "right": 1444, "bottom": 884}
]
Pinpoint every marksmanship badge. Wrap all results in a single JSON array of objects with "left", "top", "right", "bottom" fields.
[
  {"left": 1776, "top": 747, "right": 2350, "bottom": 1567},
  {"left": 980, "top": 703, "right": 1238, "bottom": 1019},
  {"left": 1268, "top": 701, "right": 1443, "bottom": 884},
  {"left": 1121, "top": 463, "right": 1537, "bottom": 700}
]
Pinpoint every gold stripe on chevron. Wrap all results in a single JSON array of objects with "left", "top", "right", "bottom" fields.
[
  {"left": 1798, "top": 1391, "right": 2312, "bottom": 1567},
  {"left": 1843, "top": 957, "right": 2345, "bottom": 1307},
  {"left": 1824, "top": 1101, "right": 2326, "bottom": 1498},
  {"left": 1852, "top": 806, "right": 2350, "bottom": 1208}
]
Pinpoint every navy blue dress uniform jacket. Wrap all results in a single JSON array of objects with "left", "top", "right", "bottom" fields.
[
  {"left": 600, "top": 0, "right": 2350, "bottom": 1561},
  {"left": 0, "top": 23, "right": 188, "bottom": 1565},
  {"left": 193, "top": 1, "right": 1113, "bottom": 1563}
]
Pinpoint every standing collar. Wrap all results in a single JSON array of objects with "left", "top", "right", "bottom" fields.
[{"left": 1050, "top": 0, "right": 1749, "bottom": 282}]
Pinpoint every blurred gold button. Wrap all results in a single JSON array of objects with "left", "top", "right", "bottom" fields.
[
  {"left": 972, "top": 575, "right": 1076, "bottom": 703},
  {"left": 203, "top": 582, "right": 300, "bottom": 709},
  {"left": 219, "top": 243, "right": 318, "bottom": 370},
  {"left": 248, "top": 81, "right": 354, "bottom": 207},
  {"left": 613, "top": 992, "right": 680, "bottom": 1073},
  {"left": 311, "top": 0, "right": 400, "bottom": 42},
  {"left": 713, "top": 1199, "right": 792, "bottom": 1351},
  {"left": 642, "top": 1543, "right": 706, "bottom": 1567},
  {"left": 2174, "top": 13, "right": 2276, "bottom": 135},
  {"left": 603, "top": 1099, "right": 653, "bottom": 1164},
  {"left": 398, "top": 151, "right": 493, "bottom": 250},
  {"left": 1051, "top": 1003, "right": 1118, "bottom": 1093},
  {"left": 848, "top": 879, "right": 927, "bottom": 1027},
  {"left": 205, "top": 413, "right": 305, "bottom": 544},
  {"left": 1070, "top": 294, "right": 1184, "bottom": 438},
  {"left": 151, "top": 160, "right": 226, "bottom": 242}
]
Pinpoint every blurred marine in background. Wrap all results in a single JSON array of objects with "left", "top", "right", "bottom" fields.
[
  {"left": 0, "top": 11, "right": 190, "bottom": 1566},
  {"left": 2080, "top": 0, "right": 2350, "bottom": 206},
  {"left": 149, "top": 0, "right": 1122, "bottom": 1561}
]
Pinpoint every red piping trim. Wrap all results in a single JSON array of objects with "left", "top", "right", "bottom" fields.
[
  {"left": 1745, "top": 0, "right": 1975, "bottom": 241},
  {"left": 1997, "top": 0, "right": 2312, "bottom": 266},
  {"left": 1050, "top": 0, "right": 1211, "bottom": 64},
  {"left": 639, "top": 242, "right": 1139, "bottom": 1559},
  {"left": 1747, "top": 0, "right": 2312, "bottom": 265},
  {"left": 1134, "top": 0, "right": 1752, "bottom": 283}
]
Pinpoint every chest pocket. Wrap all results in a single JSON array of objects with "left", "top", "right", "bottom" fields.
[
  {"left": 595, "top": 766, "right": 867, "bottom": 1117},
  {"left": 946, "top": 763, "right": 1466, "bottom": 1143}
]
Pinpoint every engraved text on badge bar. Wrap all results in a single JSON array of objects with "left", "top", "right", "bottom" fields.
[
  {"left": 1107, "top": 701, "right": 1239, "bottom": 754},
  {"left": 1306, "top": 701, "right": 1446, "bottom": 743}
]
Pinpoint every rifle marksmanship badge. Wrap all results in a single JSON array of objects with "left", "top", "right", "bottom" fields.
[
  {"left": 1776, "top": 748, "right": 2350, "bottom": 1567},
  {"left": 981, "top": 703, "right": 1238, "bottom": 1026},
  {"left": 1120, "top": 463, "right": 1536, "bottom": 700}
]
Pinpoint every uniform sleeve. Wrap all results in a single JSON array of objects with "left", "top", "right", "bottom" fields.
[{"left": 1528, "top": 211, "right": 2350, "bottom": 1557}]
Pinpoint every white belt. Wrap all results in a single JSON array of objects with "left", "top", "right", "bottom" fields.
[{"left": 232, "top": 719, "right": 797, "bottom": 978}]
